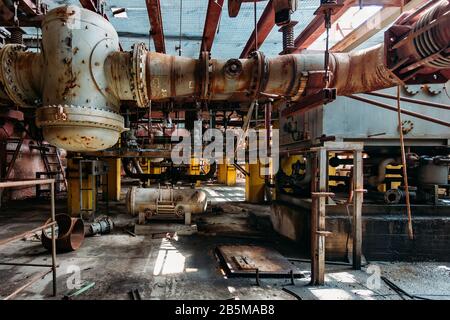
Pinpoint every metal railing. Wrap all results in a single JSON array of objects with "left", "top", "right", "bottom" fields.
[{"left": 0, "top": 179, "right": 57, "bottom": 299}]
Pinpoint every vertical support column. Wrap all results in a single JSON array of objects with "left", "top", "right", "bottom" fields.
[
  {"left": 67, "top": 159, "right": 95, "bottom": 217},
  {"left": 245, "top": 162, "right": 265, "bottom": 203},
  {"left": 310, "top": 153, "right": 319, "bottom": 285},
  {"left": 218, "top": 163, "right": 227, "bottom": 184},
  {"left": 226, "top": 164, "right": 237, "bottom": 186},
  {"left": 352, "top": 150, "right": 363, "bottom": 270},
  {"left": 218, "top": 162, "right": 237, "bottom": 186},
  {"left": 106, "top": 158, "right": 121, "bottom": 202},
  {"left": 189, "top": 157, "right": 201, "bottom": 186},
  {"left": 318, "top": 148, "right": 328, "bottom": 285},
  {"left": 50, "top": 181, "right": 57, "bottom": 297},
  {"left": 311, "top": 148, "right": 329, "bottom": 285}
]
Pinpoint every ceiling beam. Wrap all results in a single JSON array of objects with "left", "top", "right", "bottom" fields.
[
  {"left": 145, "top": 0, "right": 166, "bottom": 54},
  {"left": 331, "top": 0, "right": 426, "bottom": 52},
  {"left": 240, "top": 0, "right": 275, "bottom": 58},
  {"left": 292, "top": 0, "right": 353, "bottom": 53},
  {"left": 79, "top": 0, "right": 108, "bottom": 19},
  {"left": 18, "top": 0, "right": 42, "bottom": 16},
  {"left": 200, "top": 0, "right": 224, "bottom": 55}
]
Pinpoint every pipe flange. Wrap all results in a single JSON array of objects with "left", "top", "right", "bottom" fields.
[
  {"left": 131, "top": 43, "right": 150, "bottom": 108},
  {"left": 247, "top": 51, "right": 269, "bottom": 100},
  {"left": 127, "top": 186, "right": 137, "bottom": 216},
  {"left": 0, "top": 44, "right": 39, "bottom": 107},
  {"left": 36, "top": 105, "right": 126, "bottom": 132},
  {"left": 199, "top": 51, "right": 211, "bottom": 100}
]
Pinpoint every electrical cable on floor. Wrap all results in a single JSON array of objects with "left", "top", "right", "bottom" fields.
[
  {"left": 396, "top": 86, "right": 414, "bottom": 240},
  {"left": 381, "top": 276, "right": 432, "bottom": 300}
]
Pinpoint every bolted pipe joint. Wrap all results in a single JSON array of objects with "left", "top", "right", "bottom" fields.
[
  {"left": 0, "top": 44, "right": 43, "bottom": 107},
  {"left": 105, "top": 42, "right": 150, "bottom": 108}
]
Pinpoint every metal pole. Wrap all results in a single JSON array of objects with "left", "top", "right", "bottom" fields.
[
  {"left": 51, "top": 181, "right": 57, "bottom": 296},
  {"left": 365, "top": 92, "right": 450, "bottom": 111},
  {"left": 352, "top": 150, "right": 363, "bottom": 269},
  {"left": 396, "top": 86, "right": 414, "bottom": 240},
  {"left": 254, "top": 0, "right": 258, "bottom": 52},
  {"left": 4, "top": 269, "right": 52, "bottom": 300},
  {"left": 317, "top": 148, "right": 327, "bottom": 285},
  {"left": 310, "top": 153, "right": 319, "bottom": 285},
  {"left": 348, "top": 95, "right": 450, "bottom": 128}
]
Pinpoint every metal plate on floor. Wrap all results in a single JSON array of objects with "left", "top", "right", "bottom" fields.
[{"left": 216, "top": 245, "right": 304, "bottom": 278}]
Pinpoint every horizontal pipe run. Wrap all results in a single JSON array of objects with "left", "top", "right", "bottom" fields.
[
  {"left": 348, "top": 95, "right": 450, "bottom": 128},
  {"left": 365, "top": 92, "right": 450, "bottom": 111}
]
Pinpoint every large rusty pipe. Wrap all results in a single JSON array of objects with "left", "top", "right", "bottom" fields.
[{"left": 114, "top": 45, "right": 398, "bottom": 102}]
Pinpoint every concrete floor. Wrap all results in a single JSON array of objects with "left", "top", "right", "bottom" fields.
[{"left": 0, "top": 183, "right": 449, "bottom": 300}]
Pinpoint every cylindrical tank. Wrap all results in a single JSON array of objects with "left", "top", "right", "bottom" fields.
[
  {"left": 417, "top": 163, "right": 449, "bottom": 185},
  {"left": 35, "top": 5, "right": 125, "bottom": 151},
  {"left": 126, "top": 186, "right": 208, "bottom": 218}
]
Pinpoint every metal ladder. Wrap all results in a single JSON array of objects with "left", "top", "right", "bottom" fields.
[{"left": 31, "top": 142, "right": 67, "bottom": 198}]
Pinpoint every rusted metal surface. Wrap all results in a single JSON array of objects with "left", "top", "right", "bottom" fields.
[
  {"left": 201, "top": 0, "right": 225, "bottom": 54},
  {"left": 41, "top": 214, "right": 85, "bottom": 252},
  {"left": 331, "top": 44, "right": 400, "bottom": 96},
  {"left": 216, "top": 245, "right": 304, "bottom": 278},
  {"left": 240, "top": 0, "right": 275, "bottom": 58},
  {"left": 0, "top": 44, "right": 42, "bottom": 107},
  {"left": 0, "top": 0, "right": 46, "bottom": 27},
  {"left": 145, "top": 0, "right": 166, "bottom": 54}
]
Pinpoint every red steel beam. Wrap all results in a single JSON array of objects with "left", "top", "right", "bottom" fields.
[
  {"left": 19, "top": 0, "right": 41, "bottom": 16},
  {"left": 240, "top": 0, "right": 275, "bottom": 58},
  {"left": 79, "top": 0, "right": 108, "bottom": 19},
  {"left": 200, "top": 0, "right": 224, "bottom": 54},
  {"left": 145, "top": 0, "right": 166, "bottom": 54},
  {"left": 293, "top": 0, "right": 353, "bottom": 53}
]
